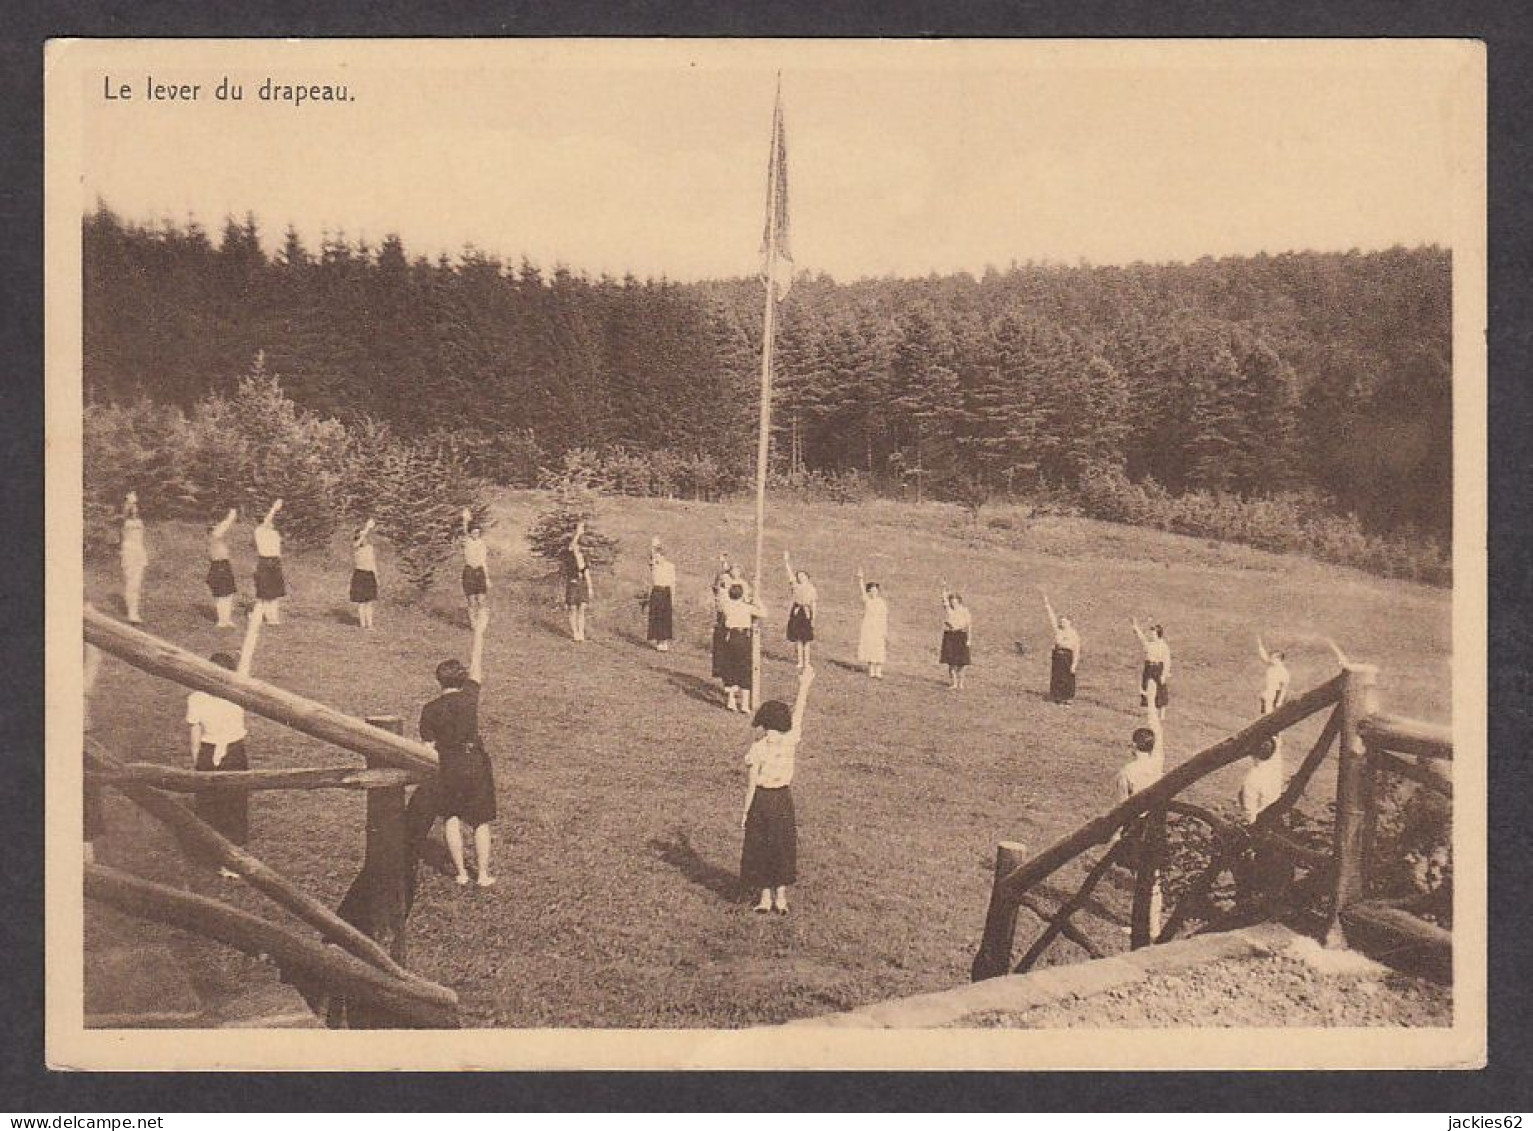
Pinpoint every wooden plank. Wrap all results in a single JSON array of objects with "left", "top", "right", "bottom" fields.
[
  {"left": 1340, "top": 899, "right": 1453, "bottom": 982},
  {"left": 970, "top": 842, "right": 1029, "bottom": 981},
  {"left": 1328, "top": 665, "right": 1380, "bottom": 946},
  {"left": 84, "top": 608, "right": 439, "bottom": 776},
  {"left": 1368, "top": 748, "right": 1453, "bottom": 797},
  {"left": 88, "top": 763, "right": 424, "bottom": 793},
  {"left": 85, "top": 739, "right": 421, "bottom": 985},
  {"left": 986, "top": 674, "right": 1346, "bottom": 911},
  {"left": 1017, "top": 895, "right": 1104, "bottom": 960},
  {"left": 86, "top": 864, "right": 459, "bottom": 1028},
  {"left": 1012, "top": 838, "right": 1130, "bottom": 975},
  {"left": 1359, "top": 713, "right": 1453, "bottom": 761}
]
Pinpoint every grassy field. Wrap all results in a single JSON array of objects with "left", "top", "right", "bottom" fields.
[{"left": 82, "top": 493, "right": 1452, "bottom": 1027}]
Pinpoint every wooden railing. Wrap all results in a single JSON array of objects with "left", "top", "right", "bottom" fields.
[
  {"left": 972, "top": 664, "right": 1453, "bottom": 981},
  {"left": 83, "top": 608, "right": 458, "bottom": 1028}
]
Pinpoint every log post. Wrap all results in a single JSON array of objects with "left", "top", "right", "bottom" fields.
[
  {"left": 1130, "top": 806, "right": 1166, "bottom": 949},
  {"left": 332, "top": 715, "right": 415, "bottom": 1028},
  {"left": 1327, "top": 663, "right": 1379, "bottom": 947},
  {"left": 971, "top": 841, "right": 1027, "bottom": 981}
]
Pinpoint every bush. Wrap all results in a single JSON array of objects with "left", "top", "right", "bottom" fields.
[
  {"left": 765, "top": 467, "right": 873, "bottom": 505},
  {"left": 528, "top": 462, "right": 620, "bottom": 573},
  {"left": 82, "top": 398, "right": 201, "bottom": 558},
  {"left": 183, "top": 359, "right": 348, "bottom": 549},
  {"left": 423, "top": 427, "right": 541, "bottom": 487},
  {"left": 343, "top": 420, "right": 494, "bottom": 590},
  {"left": 1072, "top": 465, "right": 1450, "bottom": 585}
]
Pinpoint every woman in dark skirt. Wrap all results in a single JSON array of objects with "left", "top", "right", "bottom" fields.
[
  {"left": 939, "top": 582, "right": 972, "bottom": 690},
  {"left": 349, "top": 517, "right": 379, "bottom": 629},
  {"left": 717, "top": 581, "right": 764, "bottom": 713},
  {"left": 252, "top": 499, "right": 286, "bottom": 625},
  {"left": 782, "top": 551, "right": 818, "bottom": 671},
  {"left": 207, "top": 508, "right": 239, "bottom": 628},
  {"left": 647, "top": 537, "right": 675, "bottom": 650},
  {"left": 460, "top": 508, "right": 490, "bottom": 621},
  {"left": 1042, "top": 590, "right": 1080, "bottom": 704},
  {"left": 185, "top": 609, "right": 265, "bottom": 876},
  {"left": 420, "top": 611, "right": 497, "bottom": 887},
  {"left": 1132, "top": 617, "right": 1172, "bottom": 720},
  {"left": 710, "top": 555, "right": 733, "bottom": 679},
  {"left": 741, "top": 665, "right": 815, "bottom": 914},
  {"left": 562, "top": 521, "right": 592, "bottom": 642}
]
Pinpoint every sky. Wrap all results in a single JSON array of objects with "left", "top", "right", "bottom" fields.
[{"left": 74, "top": 39, "right": 1479, "bottom": 282}]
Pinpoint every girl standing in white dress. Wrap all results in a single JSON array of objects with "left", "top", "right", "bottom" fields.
[
  {"left": 856, "top": 566, "right": 889, "bottom": 679},
  {"left": 119, "top": 492, "right": 148, "bottom": 624}
]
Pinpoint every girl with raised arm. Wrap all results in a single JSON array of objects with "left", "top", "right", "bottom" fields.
[
  {"left": 252, "top": 499, "right": 286, "bottom": 625},
  {"left": 349, "top": 518, "right": 379, "bottom": 629},
  {"left": 186, "top": 606, "right": 265, "bottom": 877},
  {"left": 717, "top": 579, "right": 766, "bottom": 713},
  {"left": 1112, "top": 684, "right": 1166, "bottom": 933},
  {"left": 741, "top": 665, "right": 815, "bottom": 915},
  {"left": 206, "top": 507, "right": 239, "bottom": 628},
  {"left": 460, "top": 508, "right": 489, "bottom": 623},
  {"left": 939, "top": 582, "right": 972, "bottom": 690},
  {"left": 856, "top": 567, "right": 889, "bottom": 680},
  {"left": 562, "top": 520, "right": 592, "bottom": 642},
  {"left": 1042, "top": 590, "right": 1080, "bottom": 705},
  {"left": 119, "top": 491, "right": 148, "bottom": 624},
  {"left": 1132, "top": 617, "right": 1171, "bottom": 721},
  {"left": 420, "top": 610, "right": 497, "bottom": 887},
  {"left": 1256, "top": 635, "right": 1291, "bottom": 714},
  {"left": 783, "top": 550, "right": 817, "bottom": 671},
  {"left": 647, "top": 537, "right": 675, "bottom": 652}
]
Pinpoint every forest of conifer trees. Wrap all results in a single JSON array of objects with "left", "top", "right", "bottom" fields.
[{"left": 82, "top": 204, "right": 1452, "bottom": 546}]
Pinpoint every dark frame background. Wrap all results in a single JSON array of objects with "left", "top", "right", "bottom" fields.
[{"left": 2, "top": 0, "right": 1529, "bottom": 1111}]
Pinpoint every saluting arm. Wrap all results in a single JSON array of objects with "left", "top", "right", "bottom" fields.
[
  {"left": 469, "top": 613, "right": 487, "bottom": 684},
  {"left": 263, "top": 499, "right": 283, "bottom": 526},
  {"left": 212, "top": 508, "right": 237, "bottom": 539}
]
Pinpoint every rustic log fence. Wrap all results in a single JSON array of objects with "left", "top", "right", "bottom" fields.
[
  {"left": 82, "top": 607, "right": 458, "bottom": 1028},
  {"left": 973, "top": 663, "right": 1453, "bottom": 981}
]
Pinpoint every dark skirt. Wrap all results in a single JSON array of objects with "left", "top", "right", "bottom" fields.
[
  {"left": 1050, "top": 646, "right": 1077, "bottom": 702},
  {"left": 1141, "top": 661, "right": 1169, "bottom": 708},
  {"left": 940, "top": 628, "right": 971, "bottom": 668},
  {"left": 647, "top": 585, "right": 673, "bottom": 642},
  {"left": 741, "top": 785, "right": 797, "bottom": 889},
  {"left": 254, "top": 556, "right": 286, "bottom": 600},
  {"left": 349, "top": 568, "right": 378, "bottom": 603},
  {"left": 719, "top": 627, "right": 753, "bottom": 690},
  {"left": 461, "top": 565, "right": 488, "bottom": 597},
  {"left": 786, "top": 603, "right": 815, "bottom": 643},
  {"left": 195, "top": 739, "right": 250, "bottom": 851},
  {"left": 439, "top": 740, "right": 497, "bottom": 826},
  {"left": 206, "top": 558, "right": 237, "bottom": 598},
  {"left": 564, "top": 576, "right": 589, "bottom": 607},
  {"left": 711, "top": 616, "right": 727, "bottom": 679}
]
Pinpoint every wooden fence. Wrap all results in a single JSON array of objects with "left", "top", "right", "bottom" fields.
[
  {"left": 83, "top": 607, "right": 458, "bottom": 1028},
  {"left": 972, "top": 663, "right": 1453, "bottom": 981}
]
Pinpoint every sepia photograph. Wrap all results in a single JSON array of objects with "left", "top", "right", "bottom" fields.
[{"left": 43, "top": 37, "right": 1486, "bottom": 1071}]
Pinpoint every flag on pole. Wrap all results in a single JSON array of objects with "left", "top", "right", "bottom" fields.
[{"left": 761, "top": 83, "right": 792, "bottom": 302}]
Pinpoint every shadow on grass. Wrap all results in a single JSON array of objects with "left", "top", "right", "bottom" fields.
[
  {"left": 667, "top": 671, "right": 723, "bottom": 709},
  {"left": 649, "top": 830, "right": 741, "bottom": 904}
]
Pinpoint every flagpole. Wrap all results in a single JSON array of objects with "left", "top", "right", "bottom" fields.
[{"left": 751, "top": 82, "right": 784, "bottom": 706}]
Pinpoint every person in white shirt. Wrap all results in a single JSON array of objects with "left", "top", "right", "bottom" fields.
[
  {"left": 718, "top": 582, "right": 765, "bottom": 713},
  {"left": 783, "top": 551, "right": 818, "bottom": 671},
  {"left": 119, "top": 491, "right": 148, "bottom": 624},
  {"left": 1132, "top": 618, "right": 1171, "bottom": 720},
  {"left": 647, "top": 537, "right": 676, "bottom": 651},
  {"left": 252, "top": 499, "right": 285, "bottom": 625},
  {"left": 741, "top": 665, "right": 815, "bottom": 914},
  {"left": 1256, "top": 636, "right": 1291, "bottom": 714},
  {"left": 1239, "top": 735, "right": 1285, "bottom": 824},
  {"left": 206, "top": 507, "right": 239, "bottom": 628},
  {"left": 856, "top": 566, "right": 889, "bottom": 680},
  {"left": 1041, "top": 589, "right": 1080, "bottom": 705},
  {"left": 349, "top": 518, "right": 379, "bottom": 629},
  {"left": 1113, "top": 685, "right": 1166, "bottom": 935},
  {"left": 1235, "top": 735, "right": 1292, "bottom": 913},
  {"left": 186, "top": 607, "right": 264, "bottom": 877},
  {"left": 939, "top": 582, "right": 972, "bottom": 690},
  {"left": 460, "top": 508, "right": 490, "bottom": 622}
]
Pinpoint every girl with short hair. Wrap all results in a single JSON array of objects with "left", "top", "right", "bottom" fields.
[
  {"left": 1041, "top": 590, "right": 1080, "bottom": 705},
  {"left": 783, "top": 551, "right": 817, "bottom": 671},
  {"left": 856, "top": 566, "right": 889, "bottom": 679},
  {"left": 206, "top": 508, "right": 239, "bottom": 628},
  {"left": 252, "top": 499, "right": 286, "bottom": 625},
  {"left": 350, "top": 518, "right": 379, "bottom": 629},
  {"left": 939, "top": 582, "right": 972, "bottom": 690},
  {"left": 741, "top": 665, "right": 815, "bottom": 915}
]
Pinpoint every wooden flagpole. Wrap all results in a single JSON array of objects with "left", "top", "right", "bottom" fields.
[{"left": 751, "top": 81, "right": 784, "bottom": 704}]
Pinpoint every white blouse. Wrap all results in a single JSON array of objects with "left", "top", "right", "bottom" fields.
[
  {"left": 354, "top": 542, "right": 377, "bottom": 571},
  {"left": 463, "top": 537, "right": 487, "bottom": 568},
  {"left": 721, "top": 594, "right": 762, "bottom": 630},
  {"left": 187, "top": 691, "right": 248, "bottom": 763},
  {"left": 254, "top": 524, "right": 282, "bottom": 557},
  {"left": 1144, "top": 638, "right": 1171, "bottom": 665},
  {"left": 944, "top": 604, "right": 972, "bottom": 631},
  {"left": 1055, "top": 625, "right": 1081, "bottom": 652},
  {"left": 747, "top": 730, "right": 799, "bottom": 789},
  {"left": 791, "top": 579, "right": 817, "bottom": 607},
  {"left": 651, "top": 557, "right": 676, "bottom": 588}
]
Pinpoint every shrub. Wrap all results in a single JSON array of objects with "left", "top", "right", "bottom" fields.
[
  {"left": 528, "top": 463, "right": 620, "bottom": 572},
  {"left": 82, "top": 398, "right": 201, "bottom": 558},
  {"left": 423, "top": 427, "right": 541, "bottom": 487},
  {"left": 765, "top": 467, "right": 873, "bottom": 505},
  {"left": 343, "top": 421, "right": 494, "bottom": 590}
]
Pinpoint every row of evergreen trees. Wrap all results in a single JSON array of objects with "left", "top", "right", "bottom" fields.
[{"left": 82, "top": 204, "right": 1452, "bottom": 543}]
